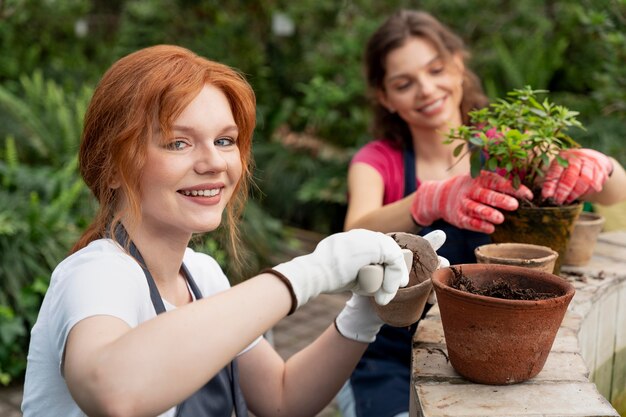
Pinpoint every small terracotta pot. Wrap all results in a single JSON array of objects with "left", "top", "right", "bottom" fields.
[
  {"left": 475, "top": 242, "right": 558, "bottom": 273},
  {"left": 563, "top": 212, "right": 605, "bottom": 267},
  {"left": 432, "top": 263, "right": 575, "bottom": 385},
  {"left": 372, "top": 232, "right": 438, "bottom": 327}
]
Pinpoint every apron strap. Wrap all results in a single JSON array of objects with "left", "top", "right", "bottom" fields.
[{"left": 403, "top": 143, "right": 417, "bottom": 196}]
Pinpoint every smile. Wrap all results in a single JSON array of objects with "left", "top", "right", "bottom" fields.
[
  {"left": 418, "top": 96, "right": 446, "bottom": 113},
  {"left": 179, "top": 188, "right": 221, "bottom": 197}
]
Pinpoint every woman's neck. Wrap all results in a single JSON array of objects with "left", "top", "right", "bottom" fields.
[
  {"left": 409, "top": 123, "right": 471, "bottom": 180},
  {"left": 410, "top": 127, "right": 453, "bottom": 161},
  {"left": 123, "top": 221, "right": 191, "bottom": 290}
]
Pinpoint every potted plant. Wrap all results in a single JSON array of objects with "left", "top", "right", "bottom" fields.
[
  {"left": 446, "top": 86, "right": 585, "bottom": 273},
  {"left": 431, "top": 263, "right": 575, "bottom": 385}
]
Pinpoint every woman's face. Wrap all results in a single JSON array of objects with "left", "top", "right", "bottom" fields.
[
  {"left": 137, "top": 84, "right": 242, "bottom": 239},
  {"left": 377, "top": 36, "right": 465, "bottom": 132}
]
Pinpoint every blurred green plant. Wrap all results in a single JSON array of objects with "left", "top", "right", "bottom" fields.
[
  {"left": 0, "top": 0, "right": 118, "bottom": 90},
  {"left": 0, "top": 140, "right": 88, "bottom": 384},
  {"left": 0, "top": 72, "right": 95, "bottom": 384},
  {"left": 1, "top": 0, "right": 626, "bottom": 384}
]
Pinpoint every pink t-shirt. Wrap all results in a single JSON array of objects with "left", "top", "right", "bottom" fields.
[{"left": 351, "top": 139, "right": 418, "bottom": 205}]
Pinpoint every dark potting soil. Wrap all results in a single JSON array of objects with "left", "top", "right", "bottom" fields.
[
  {"left": 519, "top": 188, "right": 571, "bottom": 208},
  {"left": 450, "top": 266, "right": 556, "bottom": 301}
]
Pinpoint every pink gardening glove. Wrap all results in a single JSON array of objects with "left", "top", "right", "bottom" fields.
[
  {"left": 410, "top": 171, "right": 533, "bottom": 234},
  {"left": 541, "top": 149, "right": 613, "bottom": 205}
]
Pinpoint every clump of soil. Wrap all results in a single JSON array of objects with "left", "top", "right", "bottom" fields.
[
  {"left": 450, "top": 266, "right": 556, "bottom": 300},
  {"left": 389, "top": 233, "right": 438, "bottom": 287}
]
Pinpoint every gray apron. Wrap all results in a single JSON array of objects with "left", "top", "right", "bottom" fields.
[{"left": 119, "top": 227, "right": 249, "bottom": 417}]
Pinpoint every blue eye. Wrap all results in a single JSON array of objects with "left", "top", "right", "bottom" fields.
[
  {"left": 215, "top": 137, "right": 236, "bottom": 147},
  {"left": 166, "top": 140, "right": 189, "bottom": 151}
]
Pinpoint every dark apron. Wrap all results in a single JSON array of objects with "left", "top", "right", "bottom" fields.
[
  {"left": 117, "top": 227, "right": 248, "bottom": 417},
  {"left": 349, "top": 146, "right": 490, "bottom": 417}
]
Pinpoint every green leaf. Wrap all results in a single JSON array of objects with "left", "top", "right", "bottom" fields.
[
  {"left": 453, "top": 143, "right": 465, "bottom": 157},
  {"left": 469, "top": 150, "right": 483, "bottom": 178}
]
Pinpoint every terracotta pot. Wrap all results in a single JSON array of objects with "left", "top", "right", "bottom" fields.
[
  {"left": 431, "top": 263, "right": 575, "bottom": 385},
  {"left": 491, "top": 203, "right": 583, "bottom": 274},
  {"left": 563, "top": 212, "right": 605, "bottom": 267},
  {"left": 474, "top": 242, "right": 558, "bottom": 273},
  {"left": 372, "top": 232, "right": 438, "bottom": 327}
]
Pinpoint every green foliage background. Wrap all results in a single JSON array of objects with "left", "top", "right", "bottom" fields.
[{"left": 1, "top": 0, "right": 625, "bottom": 384}]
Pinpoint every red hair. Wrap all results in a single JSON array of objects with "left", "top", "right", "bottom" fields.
[{"left": 72, "top": 45, "right": 256, "bottom": 265}]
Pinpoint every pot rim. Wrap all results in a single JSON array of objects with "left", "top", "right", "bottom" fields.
[
  {"left": 575, "top": 211, "right": 606, "bottom": 226},
  {"left": 431, "top": 263, "right": 575, "bottom": 308},
  {"left": 475, "top": 243, "right": 558, "bottom": 266}
]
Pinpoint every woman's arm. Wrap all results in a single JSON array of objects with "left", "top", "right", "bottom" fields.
[
  {"left": 585, "top": 157, "right": 626, "bottom": 205},
  {"left": 64, "top": 229, "right": 408, "bottom": 417},
  {"left": 344, "top": 162, "right": 417, "bottom": 233},
  {"left": 238, "top": 325, "right": 367, "bottom": 417},
  {"left": 64, "top": 273, "right": 292, "bottom": 417}
]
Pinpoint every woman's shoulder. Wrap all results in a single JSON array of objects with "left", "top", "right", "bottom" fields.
[
  {"left": 354, "top": 138, "right": 402, "bottom": 159},
  {"left": 55, "top": 239, "right": 139, "bottom": 275},
  {"left": 48, "top": 239, "right": 146, "bottom": 298},
  {"left": 352, "top": 138, "right": 404, "bottom": 172}
]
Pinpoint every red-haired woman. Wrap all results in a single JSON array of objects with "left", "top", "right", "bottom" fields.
[{"left": 21, "top": 45, "right": 447, "bottom": 417}]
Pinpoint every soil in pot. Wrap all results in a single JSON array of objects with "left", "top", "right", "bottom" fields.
[
  {"left": 372, "top": 232, "right": 438, "bottom": 327},
  {"left": 474, "top": 242, "right": 558, "bottom": 274},
  {"left": 432, "top": 263, "right": 575, "bottom": 385},
  {"left": 450, "top": 266, "right": 556, "bottom": 300},
  {"left": 490, "top": 203, "right": 583, "bottom": 274}
]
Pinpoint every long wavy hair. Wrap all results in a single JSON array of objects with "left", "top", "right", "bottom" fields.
[
  {"left": 71, "top": 45, "right": 256, "bottom": 267},
  {"left": 364, "top": 10, "right": 488, "bottom": 147}
]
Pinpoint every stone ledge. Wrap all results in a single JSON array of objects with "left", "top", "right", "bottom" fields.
[{"left": 414, "top": 382, "right": 618, "bottom": 417}]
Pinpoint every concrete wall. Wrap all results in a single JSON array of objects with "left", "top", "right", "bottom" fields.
[{"left": 575, "top": 233, "right": 626, "bottom": 415}]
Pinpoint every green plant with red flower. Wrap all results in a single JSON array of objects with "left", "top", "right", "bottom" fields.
[{"left": 446, "top": 86, "right": 584, "bottom": 201}]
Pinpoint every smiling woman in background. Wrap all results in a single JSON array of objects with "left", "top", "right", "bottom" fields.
[{"left": 339, "top": 9, "right": 626, "bottom": 417}]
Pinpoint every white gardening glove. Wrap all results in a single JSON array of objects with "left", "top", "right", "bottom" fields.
[
  {"left": 265, "top": 229, "right": 409, "bottom": 314},
  {"left": 336, "top": 230, "right": 449, "bottom": 342},
  {"left": 335, "top": 294, "right": 384, "bottom": 343}
]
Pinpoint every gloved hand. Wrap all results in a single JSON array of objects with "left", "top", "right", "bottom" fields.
[
  {"left": 541, "top": 148, "right": 614, "bottom": 205},
  {"left": 335, "top": 294, "right": 384, "bottom": 343},
  {"left": 336, "top": 230, "right": 449, "bottom": 343},
  {"left": 266, "top": 229, "right": 409, "bottom": 314},
  {"left": 410, "top": 171, "right": 533, "bottom": 234}
]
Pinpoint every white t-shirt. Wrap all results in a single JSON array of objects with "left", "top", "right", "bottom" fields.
[{"left": 21, "top": 238, "right": 257, "bottom": 417}]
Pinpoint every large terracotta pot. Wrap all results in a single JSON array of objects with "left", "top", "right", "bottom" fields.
[
  {"left": 491, "top": 203, "right": 583, "bottom": 274},
  {"left": 431, "top": 263, "right": 575, "bottom": 385},
  {"left": 563, "top": 212, "right": 605, "bottom": 267},
  {"left": 474, "top": 242, "right": 558, "bottom": 273}
]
